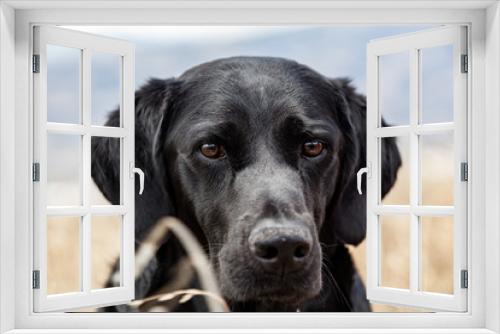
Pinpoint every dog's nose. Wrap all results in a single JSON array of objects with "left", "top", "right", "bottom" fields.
[{"left": 249, "top": 225, "right": 313, "bottom": 273}]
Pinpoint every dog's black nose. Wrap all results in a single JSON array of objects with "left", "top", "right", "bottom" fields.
[{"left": 249, "top": 225, "right": 313, "bottom": 273}]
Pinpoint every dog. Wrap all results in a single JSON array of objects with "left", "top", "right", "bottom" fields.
[{"left": 91, "top": 56, "right": 401, "bottom": 312}]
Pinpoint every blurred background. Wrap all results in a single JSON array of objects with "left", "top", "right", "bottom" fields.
[{"left": 46, "top": 25, "right": 455, "bottom": 312}]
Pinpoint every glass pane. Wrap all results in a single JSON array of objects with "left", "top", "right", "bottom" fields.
[
  {"left": 379, "top": 52, "right": 410, "bottom": 127},
  {"left": 47, "top": 45, "right": 81, "bottom": 124},
  {"left": 47, "top": 216, "right": 81, "bottom": 294},
  {"left": 421, "top": 216, "right": 454, "bottom": 294},
  {"left": 92, "top": 215, "right": 121, "bottom": 289},
  {"left": 91, "top": 137, "right": 121, "bottom": 205},
  {"left": 420, "top": 133, "right": 454, "bottom": 206},
  {"left": 380, "top": 136, "right": 409, "bottom": 205},
  {"left": 420, "top": 45, "right": 454, "bottom": 124},
  {"left": 91, "top": 53, "right": 121, "bottom": 127},
  {"left": 47, "top": 134, "right": 82, "bottom": 206},
  {"left": 380, "top": 215, "right": 410, "bottom": 289}
]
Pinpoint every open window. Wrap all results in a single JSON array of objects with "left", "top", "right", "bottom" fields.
[
  {"left": 29, "top": 24, "right": 470, "bottom": 315},
  {"left": 32, "top": 26, "right": 136, "bottom": 312},
  {"left": 2, "top": 0, "right": 499, "bottom": 330},
  {"left": 364, "top": 26, "right": 468, "bottom": 311}
]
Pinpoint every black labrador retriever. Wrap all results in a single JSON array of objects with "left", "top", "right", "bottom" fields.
[{"left": 92, "top": 56, "right": 401, "bottom": 312}]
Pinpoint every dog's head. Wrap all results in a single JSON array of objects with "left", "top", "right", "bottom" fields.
[{"left": 92, "top": 56, "right": 401, "bottom": 308}]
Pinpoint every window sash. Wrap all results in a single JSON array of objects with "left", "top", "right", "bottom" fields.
[
  {"left": 366, "top": 26, "right": 468, "bottom": 312},
  {"left": 32, "top": 26, "right": 136, "bottom": 312}
]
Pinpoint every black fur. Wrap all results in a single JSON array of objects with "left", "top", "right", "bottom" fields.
[{"left": 92, "top": 57, "right": 401, "bottom": 312}]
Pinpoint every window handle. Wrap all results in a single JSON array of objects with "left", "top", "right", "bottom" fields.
[
  {"left": 356, "top": 163, "right": 371, "bottom": 195},
  {"left": 130, "top": 162, "right": 145, "bottom": 195}
]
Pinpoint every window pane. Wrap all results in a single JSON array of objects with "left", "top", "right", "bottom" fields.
[
  {"left": 380, "top": 136, "right": 409, "bottom": 205},
  {"left": 420, "top": 45, "right": 454, "bottom": 124},
  {"left": 47, "top": 216, "right": 81, "bottom": 294},
  {"left": 47, "top": 45, "right": 81, "bottom": 124},
  {"left": 380, "top": 215, "right": 410, "bottom": 289},
  {"left": 92, "top": 215, "right": 121, "bottom": 289},
  {"left": 47, "top": 134, "right": 82, "bottom": 206},
  {"left": 91, "top": 137, "right": 122, "bottom": 205},
  {"left": 91, "top": 53, "right": 121, "bottom": 127},
  {"left": 421, "top": 216, "right": 454, "bottom": 294},
  {"left": 420, "top": 133, "right": 454, "bottom": 206},
  {"left": 379, "top": 52, "right": 410, "bottom": 127}
]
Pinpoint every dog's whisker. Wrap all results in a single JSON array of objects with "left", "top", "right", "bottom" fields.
[{"left": 320, "top": 241, "right": 340, "bottom": 250}]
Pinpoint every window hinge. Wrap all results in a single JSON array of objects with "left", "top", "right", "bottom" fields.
[
  {"left": 32, "top": 270, "right": 40, "bottom": 289},
  {"left": 460, "top": 162, "right": 468, "bottom": 182},
  {"left": 461, "top": 269, "right": 468, "bottom": 289},
  {"left": 461, "top": 54, "right": 468, "bottom": 73},
  {"left": 32, "top": 54, "right": 40, "bottom": 73},
  {"left": 32, "top": 163, "right": 40, "bottom": 182}
]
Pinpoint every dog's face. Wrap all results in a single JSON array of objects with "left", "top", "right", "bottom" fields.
[
  {"left": 154, "top": 57, "right": 364, "bottom": 306},
  {"left": 91, "top": 56, "right": 401, "bottom": 310}
]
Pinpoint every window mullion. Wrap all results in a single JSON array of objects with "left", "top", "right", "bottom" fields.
[
  {"left": 409, "top": 48, "right": 420, "bottom": 293},
  {"left": 81, "top": 48, "right": 92, "bottom": 294}
]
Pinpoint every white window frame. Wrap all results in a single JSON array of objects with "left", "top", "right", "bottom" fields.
[
  {"left": 32, "top": 25, "right": 136, "bottom": 312},
  {"left": 0, "top": 1, "right": 499, "bottom": 333}
]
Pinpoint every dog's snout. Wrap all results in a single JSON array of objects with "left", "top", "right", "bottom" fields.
[{"left": 249, "top": 224, "right": 313, "bottom": 273}]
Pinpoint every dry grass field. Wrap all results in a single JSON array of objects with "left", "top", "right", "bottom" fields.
[{"left": 47, "top": 140, "right": 454, "bottom": 312}]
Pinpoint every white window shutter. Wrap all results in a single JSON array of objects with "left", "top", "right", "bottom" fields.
[
  {"left": 365, "top": 26, "right": 468, "bottom": 312},
  {"left": 33, "top": 26, "right": 135, "bottom": 312}
]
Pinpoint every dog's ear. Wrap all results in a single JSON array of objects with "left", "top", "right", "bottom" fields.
[
  {"left": 91, "top": 78, "right": 180, "bottom": 240},
  {"left": 322, "top": 78, "right": 401, "bottom": 246},
  {"left": 151, "top": 80, "right": 179, "bottom": 202}
]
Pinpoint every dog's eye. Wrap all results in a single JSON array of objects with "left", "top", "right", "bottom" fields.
[
  {"left": 200, "top": 143, "right": 226, "bottom": 159},
  {"left": 302, "top": 140, "right": 324, "bottom": 158}
]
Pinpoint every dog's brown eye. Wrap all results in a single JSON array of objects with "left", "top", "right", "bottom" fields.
[
  {"left": 200, "top": 143, "right": 226, "bottom": 159},
  {"left": 302, "top": 140, "right": 324, "bottom": 158}
]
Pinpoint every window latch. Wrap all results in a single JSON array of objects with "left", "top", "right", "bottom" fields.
[
  {"left": 356, "top": 162, "right": 371, "bottom": 195},
  {"left": 129, "top": 162, "right": 145, "bottom": 195}
]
